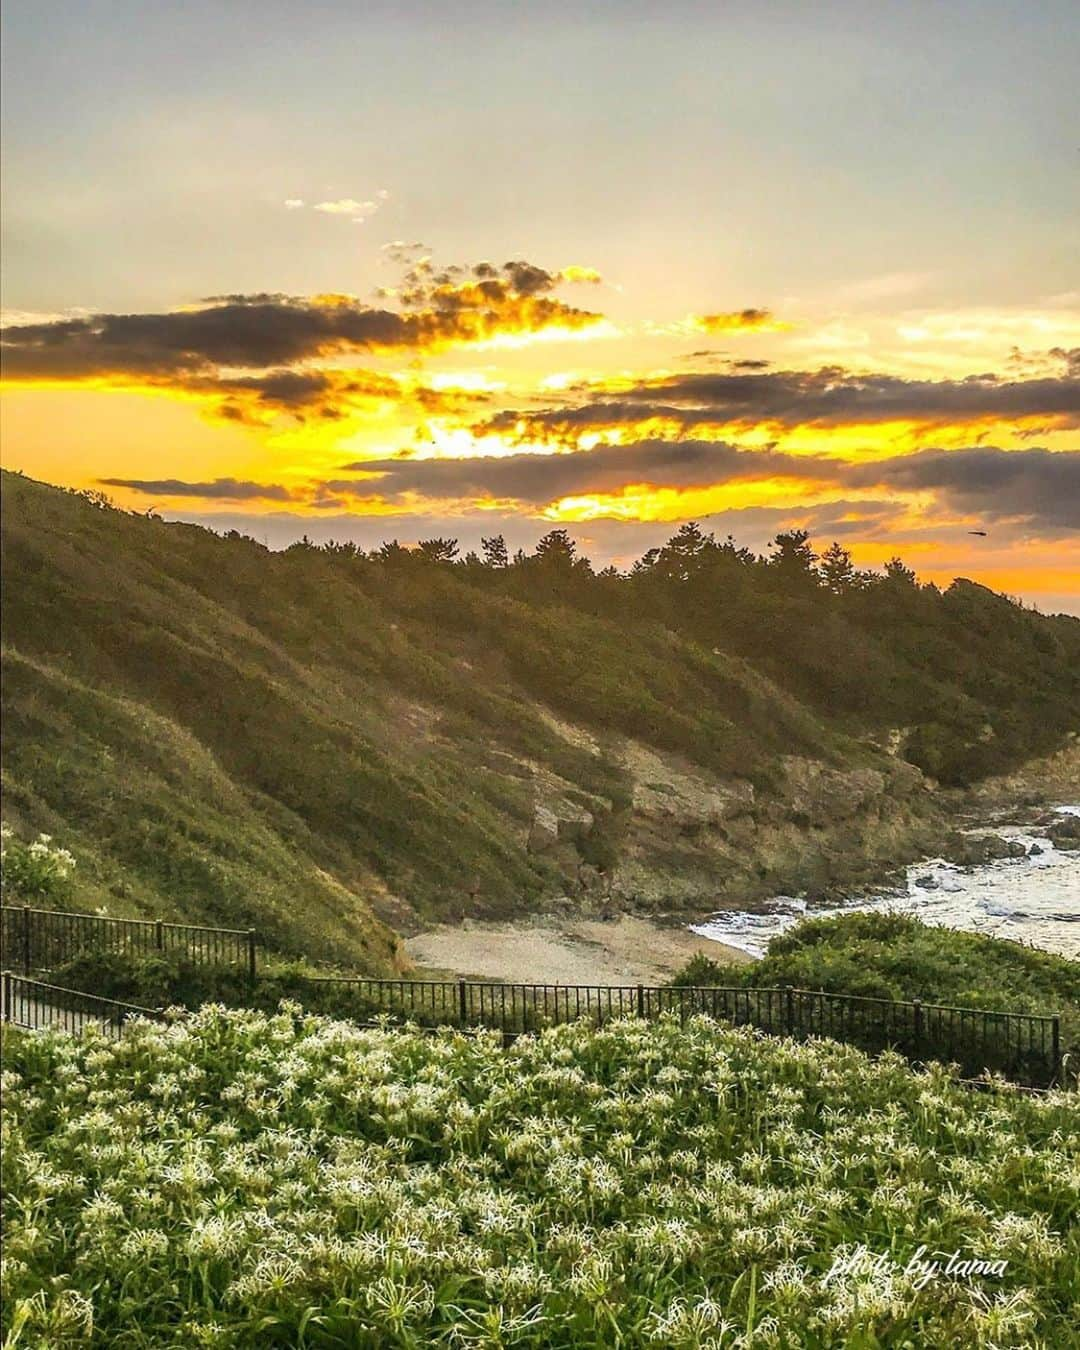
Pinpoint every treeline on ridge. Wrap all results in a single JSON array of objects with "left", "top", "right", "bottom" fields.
[{"left": 258, "top": 516, "right": 1080, "bottom": 786}]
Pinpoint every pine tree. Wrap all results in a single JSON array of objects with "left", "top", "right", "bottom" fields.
[
  {"left": 534, "top": 529, "right": 577, "bottom": 567},
  {"left": 884, "top": 556, "right": 918, "bottom": 587},
  {"left": 481, "top": 534, "right": 509, "bottom": 568},
  {"left": 657, "top": 521, "right": 713, "bottom": 582},
  {"left": 767, "top": 529, "right": 819, "bottom": 583},
  {"left": 416, "top": 537, "right": 460, "bottom": 564},
  {"left": 819, "top": 541, "right": 856, "bottom": 594}
]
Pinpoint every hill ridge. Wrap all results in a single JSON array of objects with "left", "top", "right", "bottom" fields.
[{"left": 2, "top": 470, "right": 1078, "bottom": 972}]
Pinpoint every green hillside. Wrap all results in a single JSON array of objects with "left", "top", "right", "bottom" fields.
[{"left": 2, "top": 471, "right": 1077, "bottom": 969}]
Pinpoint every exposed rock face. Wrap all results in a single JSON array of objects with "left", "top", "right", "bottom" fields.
[
  {"left": 381, "top": 715, "right": 1075, "bottom": 921},
  {"left": 527, "top": 799, "right": 595, "bottom": 853},
  {"left": 527, "top": 806, "right": 561, "bottom": 854},
  {"left": 961, "top": 738, "right": 1080, "bottom": 813},
  {"left": 624, "top": 743, "right": 754, "bottom": 825},
  {"left": 598, "top": 740, "right": 940, "bottom": 915},
  {"left": 943, "top": 834, "right": 1028, "bottom": 865},
  {"left": 781, "top": 759, "right": 887, "bottom": 827},
  {"left": 557, "top": 809, "right": 594, "bottom": 843},
  {"left": 1049, "top": 815, "right": 1080, "bottom": 850},
  {"left": 432, "top": 705, "right": 1057, "bottom": 923}
]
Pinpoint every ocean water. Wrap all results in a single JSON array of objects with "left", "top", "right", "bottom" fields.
[{"left": 691, "top": 805, "right": 1080, "bottom": 960}]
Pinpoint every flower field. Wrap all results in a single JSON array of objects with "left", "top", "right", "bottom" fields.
[{"left": 2, "top": 1008, "right": 1077, "bottom": 1348}]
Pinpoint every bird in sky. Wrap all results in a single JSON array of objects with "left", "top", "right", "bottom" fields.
[{"left": 968, "top": 530, "right": 988, "bottom": 537}]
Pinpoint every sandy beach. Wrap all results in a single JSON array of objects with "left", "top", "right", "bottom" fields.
[{"left": 405, "top": 914, "right": 754, "bottom": 985}]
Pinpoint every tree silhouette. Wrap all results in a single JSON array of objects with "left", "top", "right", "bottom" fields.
[
  {"left": 819, "top": 541, "right": 857, "bottom": 594},
  {"left": 884, "top": 556, "right": 917, "bottom": 587},
  {"left": 768, "top": 530, "right": 819, "bottom": 587},
  {"left": 655, "top": 521, "right": 713, "bottom": 582},
  {"left": 534, "top": 529, "right": 578, "bottom": 567},
  {"left": 481, "top": 534, "right": 509, "bottom": 568},
  {"left": 417, "top": 537, "right": 460, "bottom": 564}
]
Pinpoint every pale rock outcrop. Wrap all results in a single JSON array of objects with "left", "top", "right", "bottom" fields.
[
  {"left": 781, "top": 758, "right": 887, "bottom": 827},
  {"left": 623, "top": 742, "right": 754, "bottom": 825},
  {"left": 527, "top": 799, "right": 595, "bottom": 853},
  {"left": 527, "top": 806, "right": 561, "bottom": 853}
]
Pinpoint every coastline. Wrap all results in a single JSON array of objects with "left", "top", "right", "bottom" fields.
[{"left": 407, "top": 744, "right": 1080, "bottom": 982}]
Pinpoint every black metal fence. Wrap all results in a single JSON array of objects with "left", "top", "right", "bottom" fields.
[
  {"left": 1, "top": 971, "right": 161, "bottom": 1040},
  {"left": 0, "top": 906, "right": 1063, "bottom": 1087},
  {"left": 286, "top": 977, "right": 1063, "bottom": 1087},
  {"left": 0, "top": 904, "right": 257, "bottom": 978}
]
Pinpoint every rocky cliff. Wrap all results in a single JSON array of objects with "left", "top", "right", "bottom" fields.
[{"left": 483, "top": 715, "right": 942, "bottom": 923}]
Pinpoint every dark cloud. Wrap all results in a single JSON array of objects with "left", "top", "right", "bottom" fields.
[
  {"left": 380, "top": 241, "right": 430, "bottom": 265},
  {"left": 202, "top": 367, "right": 413, "bottom": 423},
  {"left": 0, "top": 258, "right": 603, "bottom": 387},
  {"left": 502, "top": 260, "right": 558, "bottom": 296},
  {"left": 679, "top": 352, "right": 773, "bottom": 369},
  {"left": 100, "top": 439, "right": 1080, "bottom": 537},
  {"left": 0, "top": 300, "right": 412, "bottom": 379},
  {"left": 99, "top": 477, "right": 294, "bottom": 501},
  {"left": 480, "top": 368, "right": 1080, "bottom": 441},
  {"left": 219, "top": 369, "right": 334, "bottom": 407},
  {"left": 846, "top": 446, "right": 1080, "bottom": 531},
  {"left": 335, "top": 439, "right": 826, "bottom": 504},
  {"left": 329, "top": 440, "right": 1080, "bottom": 536}
]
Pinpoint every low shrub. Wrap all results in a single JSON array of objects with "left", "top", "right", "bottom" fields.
[{"left": 672, "top": 913, "right": 1080, "bottom": 1082}]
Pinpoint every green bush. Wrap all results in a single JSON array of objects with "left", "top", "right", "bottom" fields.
[
  {"left": 672, "top": 913, "right": 1080, "bottom": 1081},
  {"left": 43, "top": 950, "right": 463, "bottom": 1029}
]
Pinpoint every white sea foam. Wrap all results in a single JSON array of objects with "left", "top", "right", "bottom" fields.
[{"left": 691, "top": 805, "right": 1080, "bottom": 959}]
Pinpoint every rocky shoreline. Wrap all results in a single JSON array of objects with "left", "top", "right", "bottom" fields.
[{"left": 404, "top": 739, "right": 1080, "bottom": 978}]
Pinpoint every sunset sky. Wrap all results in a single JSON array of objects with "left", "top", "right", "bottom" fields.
[{"left": 2, "top": 1, "right": 1078, "bottom": 610}]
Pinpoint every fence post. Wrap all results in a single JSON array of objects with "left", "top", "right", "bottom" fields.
[
  {"left": 636, "top": 984, "right": 645, "bottom": 1019},
  {"left": 912, "top": 999, "right": 923, "bottom": 1059},
  {"left": 247, "top": 930, "right": 257, "bottom": 987},
  {"left": 155, "top": 920, "right": 164, "bottom": 953},
  {"left": 785, "top": 986, "right": 795, "bottom": 1035},
  {"left": 1051, "top": 1016, "right": 1061, "bottom": 1087},
  {"left": 458, "top": 979, "right": 468, "bottom": 1027},
  {"left": 22, "top": 905, "right": 31, "bottom": 975},
  {"left": 2, "top": 970, "right": 11, "bottom": 1024}
]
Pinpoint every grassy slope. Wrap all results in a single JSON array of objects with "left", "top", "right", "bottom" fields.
[{"left": 1, "top": 472, "right": 843, "bottom": 961}]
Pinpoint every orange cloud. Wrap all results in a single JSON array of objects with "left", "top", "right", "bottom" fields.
[
  {"left": 542, "top": 477, "right": 839, "bottom": 523},
  {"left": 0, "top": 258, "right": 613, "bottom": 441},
  {"left": 560, "top": 265, "right": 604, "bottom": 285},
  {"left": 690, "top": 308, "right": 789, "bottom": 334}
]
